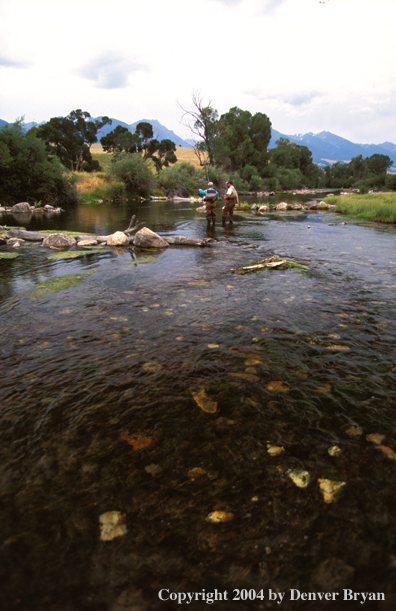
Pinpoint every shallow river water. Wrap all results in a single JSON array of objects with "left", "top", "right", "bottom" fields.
[{"left": 1, "top": 195, "right": 396, "bottom": 610}]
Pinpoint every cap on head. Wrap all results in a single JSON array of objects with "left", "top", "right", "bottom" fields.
[
  {"left": 227, "top": 179, "right": 233, "bottom": 185},
  {"left": 207, "top": 181, "right": 214, "bottom": 187}
]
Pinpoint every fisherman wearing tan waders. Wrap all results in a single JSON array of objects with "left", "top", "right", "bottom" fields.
[{"left": 222, "top": 179, "right": 239, "bottom": 224}]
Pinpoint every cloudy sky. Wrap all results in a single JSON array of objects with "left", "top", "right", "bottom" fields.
[{"left": 0, "top": 0, "right": 395, "bottom": 144}]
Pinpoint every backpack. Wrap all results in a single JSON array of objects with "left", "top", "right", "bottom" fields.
[{"left": 204, "top": 188, "right": 217, "bottom": 202}]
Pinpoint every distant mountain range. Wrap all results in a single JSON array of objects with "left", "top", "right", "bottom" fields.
[
  {"left": 1, "top": 116, "right": 395, "bottom": 169},
  {"left": 269, "top": 129, "right": 396, "bottom": 170}
]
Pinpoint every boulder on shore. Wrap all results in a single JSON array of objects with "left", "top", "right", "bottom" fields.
[
  {"left": 11, "top": 202, "right": 32, "bottom": 214},
  {"left": 42, "top": 233, "right": 77, "bottom": 249},
  {"left": 133, "top": 227, "right": 169, "bottom": 249},
  {"left": 106, "top": 231, "right": 130, "bottom": 247}
]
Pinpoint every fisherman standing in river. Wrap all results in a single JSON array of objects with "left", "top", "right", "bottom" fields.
[
  {"left": 222, "top": 179, "right": 239, "bottom": 224},
  {"left": 199, "top": 181, "right": 219, "bottom": 226}
]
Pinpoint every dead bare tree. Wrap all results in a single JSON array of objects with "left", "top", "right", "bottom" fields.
[{"left": 178, "top": 91, "right": 218, "bottom": 167}]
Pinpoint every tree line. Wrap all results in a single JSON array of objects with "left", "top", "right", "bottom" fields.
[{"left": 0, "top": 101, "right": 394, "bottom": 206}]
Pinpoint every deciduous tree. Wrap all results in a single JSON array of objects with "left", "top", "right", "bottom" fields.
[{"left": 34, "top": 110, "right": 111, "bottom": 172}]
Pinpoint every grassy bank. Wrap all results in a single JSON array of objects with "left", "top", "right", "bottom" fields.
[{"left": 329, "top": 193, "right": 396, "bottom": 223}]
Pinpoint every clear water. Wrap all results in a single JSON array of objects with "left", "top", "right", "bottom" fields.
[{"left": 1, "top": 196, "right": 396, "bottom": 610}]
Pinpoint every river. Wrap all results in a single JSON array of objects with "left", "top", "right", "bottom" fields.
[{"left": 1, "top": 194, "right": 396, "bottom": 610}]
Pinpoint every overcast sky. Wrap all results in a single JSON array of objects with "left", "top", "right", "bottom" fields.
[{"left": 0, "top": 0, "right": 395, "bottom": 144}]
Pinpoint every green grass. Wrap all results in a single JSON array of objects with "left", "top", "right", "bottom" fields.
[{"left": 332, "top": 193, "right": 396, "bottom": 223}]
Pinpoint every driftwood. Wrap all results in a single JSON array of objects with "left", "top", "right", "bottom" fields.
[
  {"left": 231, "top": 256, "right": 308, "bottom": 275},
  {"left": 6, "top": 228, "right": 48, "bottom": 241},
  {"left": 165, "top": 236, "right": 214, "bottom": 247},
  {"left": 124, "top": 214, "right": 144, "bottom": 236}
]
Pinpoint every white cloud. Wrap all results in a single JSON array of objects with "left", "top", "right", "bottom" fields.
[
  {"left": 77, "top": 52, "right": 149, "bottom": 89},
  {"left": 0, "top": 0, "right": 395, "bottom": 144}
]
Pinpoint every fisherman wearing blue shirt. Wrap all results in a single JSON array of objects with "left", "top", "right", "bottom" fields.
[{"left": 199, "top": 181, "right": 219, "bottom": 225}]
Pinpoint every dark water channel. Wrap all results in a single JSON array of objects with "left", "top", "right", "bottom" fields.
[{"left": 1, "top": 194, "right": 396, "bottom": 610}]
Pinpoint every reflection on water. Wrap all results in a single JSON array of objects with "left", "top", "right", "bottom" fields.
[{"left": 1, "top": 198, "right": 396, "bottom": 610}]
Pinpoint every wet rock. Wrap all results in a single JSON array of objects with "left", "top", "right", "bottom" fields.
[
  {"left": 318, "top": 478, "right": 346, "bottom": 503},
  {"left": 42, "top": 233, "right": 77, "bottom": 249},
  {"left": 99, "top": 511, "right": 127, "bottom": 541},
  {"left": 251, "top": 203, "right": 257, "bottom": 211},
  {"left": 106, "top": 231, "right": 130, "bottom": 247},
  {"left": 276, "top": 202, "right": 289, "bottom": 211},
  {"left": 192, "top": 388, "right": 217, "bottom": 413},
  {"left": 258, "top": 205, "right": 269, "bottom": 213},
  {"left": 317, "top": 201, "right": 330, "bottom": 209},
  {"left": 328, "top": 446, "right": 343, "bottom": 457},
  {"left": 7, "top": 238, "right": 24, "bottom": 247},
  {"left": 288, "top": 469, "right": 311, "bottom": 488},
  {"left": 291, "top": 203, "right": 303, "bottom": 210},
  {"left": 206, "top": 511, "right": 234, "bottom": 523},
  {"left": 11, "top": 202, "right": 32, "bottom": 213},
  {"left": 306, "top": 200, "right": 319, "bottom": 209},
  {"left": 312, "top": 557, "right": 355, "bottom": 591},
  {"left": 133, "top": 227, "right": 169, "bottom": 249}
]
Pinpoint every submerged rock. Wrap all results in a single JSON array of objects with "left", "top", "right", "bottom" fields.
[
  {"left": 287, "top": 469, "right": 311, "bottom": 488},
  {"left": 207, "top": 511, "right": 234, "bottom": 523},
  {"left": 376, "top": 445, "right": 396, "bottom": 460},
  {"left": 318, "top": 478, "right": 346, "bottom": 503},
  {"left": 99, "top": 511, "right": 127, "bottom": 541},
  {"left": 366, "top": 433, "right": 385, "bottom": 445},
  {"left": 328, "top": 446, "right": 343, "bottom": 457},
  {"left": 267, "top": 446, "right": 285, "bottom": 456},
  {"left": 192, "top": 388, "right": 217, "bottom": 413}
]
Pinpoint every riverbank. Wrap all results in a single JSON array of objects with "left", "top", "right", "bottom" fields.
[{"left": 330, "top": 192, "right": 396, "bottom": 223}]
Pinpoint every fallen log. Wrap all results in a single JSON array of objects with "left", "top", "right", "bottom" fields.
[
  {"left": 164, "top": 236, "right": 214, "bottom": 247},
  {"left": 6, "top": 228, "right": 48, "bottom": 241}
]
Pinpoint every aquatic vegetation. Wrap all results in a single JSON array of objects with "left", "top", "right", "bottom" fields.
[
  {"left": 0, "top": 252, "right": 19, "bottom": 259},
  {"left": 30, "top": 273, "right": 89, "bottom": 299},
  {"left": 48, "top": 249, "right": 101, "bottom": 259}
]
